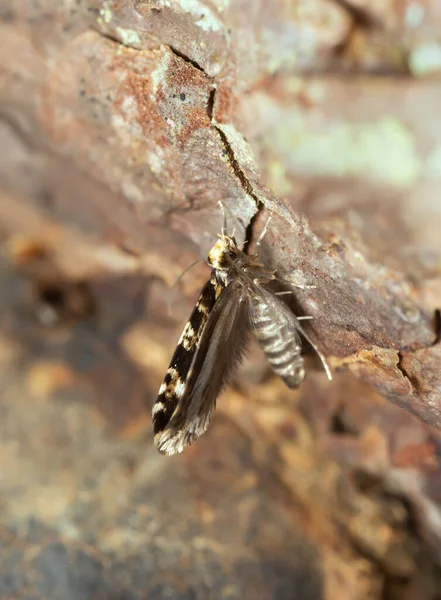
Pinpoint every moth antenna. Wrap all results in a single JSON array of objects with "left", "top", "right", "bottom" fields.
[
  {"left": 295, "top": 320, "right": 333, "bottom": 381},
  {"left": 167, "top": 258, "right": 203, "bottom": 315},
  {"left": 256, "top": 214, "right": 273, "bottom": 248},
  {"left": 218, "top": 200, "right": 228, "bottom": 235}
]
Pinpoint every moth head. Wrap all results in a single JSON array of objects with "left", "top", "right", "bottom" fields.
[{"left": 207, "top": 234, "right": 239, "bottom": 270}]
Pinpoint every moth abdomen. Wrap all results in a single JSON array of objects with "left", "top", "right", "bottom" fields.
[
  {"left": 266, "top": 352, "right": 305, "bottom": 389},
  {"left": 259, "top": 332, "right": 305, "bottom": 389},
  {"left": 251, "top": 293, "right": 305, "bottom": 389}
]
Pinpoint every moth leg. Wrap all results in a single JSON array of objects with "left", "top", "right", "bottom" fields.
[
  {"left": 256, "top": 214, "right": 273, "bottom": 249},
  {"left": 272, "top": 291, "right": 314, "bottom": 319},
  {"left": 292, "top": 282, "right": 316, "bottom": 290},
  {"left": 272, "top": 291, "right": 314, "bottom": 318},
  {"left": 278, "top": 275, "right": 316, "bottom": 291},
  {"left": 253, "top": 276, "right": 276, "bottom": 286}
]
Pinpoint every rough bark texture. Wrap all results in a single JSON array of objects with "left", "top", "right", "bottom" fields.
[{"left": 1, "top": 1, "right": 441, "bottom": 598}]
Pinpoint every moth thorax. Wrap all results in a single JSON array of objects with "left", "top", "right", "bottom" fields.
[{"left": 207, "top": 235, "right": 237, "bottom": 270}]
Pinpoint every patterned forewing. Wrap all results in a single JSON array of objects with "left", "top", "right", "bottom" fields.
[
  {"left": 250, "top": 286, "right": 305, "bottom": 389},
  {"left": 152, "top": 275, "right": 220, "bottom": 440},
  {"left": 154, "top": 279, "right": 251, "bottom": 455}
]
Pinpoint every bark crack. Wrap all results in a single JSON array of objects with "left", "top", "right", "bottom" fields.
[
  {"left": 332, "top": 0, "right": 382, "bottom": 30},
  {"left": 433, "top": 309, "right": 441, "bottom": 346},
  {"left": 96, "top": 26, "right": 267, "bottom": 242},
  {"left": 204, "top": 72, "right": 265, "bottom": 244},
  {"left": 212, "top": 124, "right": 264, "bottom": 249},
  {"left": 167, "top": 45, "right": 206, "bottom": 74},
  {"left": 212, "top": 126, "right": 255, "bottom": 200},
  {"left": 396, "top": 351, "right": 416, "bottom": 394}
]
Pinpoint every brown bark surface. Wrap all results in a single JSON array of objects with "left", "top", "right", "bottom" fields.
[{"left": 1, "top": 1, "right": 441, "bottom": 598}]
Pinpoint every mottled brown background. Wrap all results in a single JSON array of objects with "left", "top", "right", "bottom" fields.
[{"left": 1, "top": 1, "right": 441, "bottom": 598}]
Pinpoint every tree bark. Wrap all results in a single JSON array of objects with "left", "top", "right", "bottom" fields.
[{"left": 1, "top": 1, "right": 441, "bottom": 598}]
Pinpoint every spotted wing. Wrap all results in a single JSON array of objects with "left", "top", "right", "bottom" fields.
[
  {"left": 153, "top": 279, "right": 251, "bottom": 456},
  {"left": 153, "top": 275, "right": 219, "bottom": 448}
]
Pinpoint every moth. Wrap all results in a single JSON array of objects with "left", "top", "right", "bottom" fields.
[{"left": 153, "top": 209, "right": 332, "bottom": 455}]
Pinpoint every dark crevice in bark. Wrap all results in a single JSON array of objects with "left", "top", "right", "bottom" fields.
[
  {"left": 168, "top": 45, "right": 207, "bottom": 74},
  {"left": 397, "top": 351, "right": 408, "bottom": 379},
  {"left": 206, "top": 88, "right": 215, "bottom": 121},
  {"left": 331, "top": 2, "right": 412, "bottom": 76},
  {"left": 205, "top": 79, "right": 260, "bottom": 215},
  {"left": 207, "top": 84, "right": 263, "bottom": 248},
  {"left": 243, "top": 211, "right": 263, "bottom": 254},
  {"left": 212, "top": 124, "right": 264, "bottom": 251},
  {"left": 97, "top": 27, "right": 209, "bottom": 75},
  {"left": 95, "top": 28, "right": 129, "bottom": 48},
  {"left": 330, "top": 405, "right": 360, "bottom": 436},
  {"left": 333, "top": 0, "right": 382, "bottom": 30},
  {"left": 433, "top": 309, "right": 441, "bottom": 346},
  {"left": 98, "top": 25, "right": 265, "bottom": 250},
  {"left": 212, "top": 126, "right": 256, "bottom": 199},
  {"left": 396, "top": 351, "right": 416, "bottom": 395}
]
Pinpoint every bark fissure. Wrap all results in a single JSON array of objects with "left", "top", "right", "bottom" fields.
[
  {"left": 396, "top": 351, "right": 415, "bottom": 393},
  {"left": 96, "top": 28, "right": 263, "bottom": 235},
  {"left": 168, "top": 45, "right": 207, "bottom": 74},
  {"left": 433, "top": 309, "right": 441, "bottom": 346}
]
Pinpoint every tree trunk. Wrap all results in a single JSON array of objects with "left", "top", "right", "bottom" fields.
[{"left": 1, "top": 1, "right": 441, "bottom": 598}]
